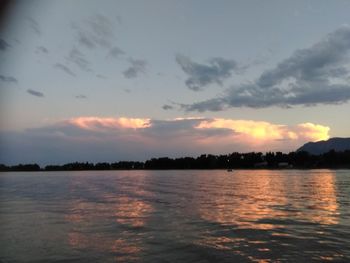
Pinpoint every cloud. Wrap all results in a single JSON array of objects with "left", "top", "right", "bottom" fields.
[
  {"left": 175, "top": 54, "right": 238, "bottom": 91},
  {"left": 0, "top": 39, "right": 10, "bottom": 51},
  {"left": 296, "top": 123, "right": 330, "bottom": 142},
  {"left": 86, "top": 14, "right": 113, "bottom": 41},
  {"left": 67, "top": 117, "right": 329, "bottom": 145},
  {"left": 181, "top": 98, "right": 226, "bottom": 112},
  {"left": 77, "top": 31, "right": 95, "bottom": 49},
  {"left": 75, "top": 94, "right": 87, "bottom": 99},
  {"left": 54, "top": 63, "right": 76, "bottom": 77},
  {"left": 96, "top": 74, "right": 107, "bottom": 79},
  {"left": 36, "top": 46, "right": 48, "bottom": 54},
  {"left": 0, "top": 116, "right": 330, "bottom": 165},
  {"left": 0, "top": 75, "right": 17, "bottom": 83},
  {"left": 195, "top": 118, "right": 329, "bottom": 142},
  {"left": 26, "top": 17, "right": 41, "bottom": 35},
  {"left": 116, "top": 15, "right": 122, "bottom": 25},
  {"left": 73, "top": 14, "right": 114, "bottom": 49},
  {"left": 162, "top": 104, "right": 174, "bottom": 110},
  {"left": 107, "top": 46, "right": 125, "bottom": 59},
  {"left": 67, "top": 48, "right": 91, "bottom": 72},
  {"left": 27, "top": 89, "right": 44, "bottom": 97},
  {"left": 69, "top": 117, "right": 151, "bottom": 130},
  {"left": 123, "top": 58, "right": 147, "bottom": 78},
  {"left": 183, "top": 26, "right": 350, "bottom": 111}
]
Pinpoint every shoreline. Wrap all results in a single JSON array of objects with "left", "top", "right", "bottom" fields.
[{"left": 1, "top": 167, "right": 350, "bottom": 172}]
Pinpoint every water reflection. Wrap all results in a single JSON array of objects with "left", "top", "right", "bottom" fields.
[
  {"left": 65, "top": 172, "right": 153, "bottom": 262},
  {"left": 198, "top": 170, "right": 338, "bottom": 228},
  {"left": 67, "top": 231, "right": 142, "bottom": 262},
  {"left": 197, "top": 170, "right": 287, "bottom": 230},
  {"left": 63, "top": 170, "right": 341, "bottom": 262},
  {"left": 195, "top": 170, "right": 340, "bottom": 262},
  {"left": 114, "top": 196, "right": 153, "bottom": 227},
  {"left": 284, "top": 170, "right": 339, "bottom": 225},
  {"left": 2, "top": 170, "right": 346, "bottom": 262}
]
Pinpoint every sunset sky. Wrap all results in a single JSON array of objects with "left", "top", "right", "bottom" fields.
[{"left": 1, "top": 0, "right": 350, "bottom": 165}]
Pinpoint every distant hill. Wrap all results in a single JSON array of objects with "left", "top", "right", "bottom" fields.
[{"left": 297, "top": 137, "right": 350, "bottom": 155}]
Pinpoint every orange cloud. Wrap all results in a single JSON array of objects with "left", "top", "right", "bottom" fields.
[
  {"left": 196, "top": 119, "right": 287, "bottom": 140},
  {"left": 1, "top": 116, "right": 333, "bottom": 164},
  {"left": 297, "top": 123, "right": 330, "bottom": 141},
  {"left": 67, "top": 117, "right": 330, "bottom": 147},
  {"left": 195, "top": 118, "right": 330, "bottom": 143},
  {"left": 68, "top": 117, "right": 151, "bottom": 131}
]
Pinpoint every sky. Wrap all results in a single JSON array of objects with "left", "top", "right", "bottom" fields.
[{"left": 0, "top": 0, "right": 350, "bottom": 165}]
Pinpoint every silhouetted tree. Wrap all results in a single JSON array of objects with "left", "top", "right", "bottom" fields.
[{"left": 1, "top": 149, "right": 350, "bottom": 171}]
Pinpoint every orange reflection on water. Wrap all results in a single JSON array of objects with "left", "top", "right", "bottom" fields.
[
  {"left": 64, "top": 200, "right": 92, "bottom": 223},
  {"left": 68, "top": 231, "right": 141, "bottom": 261},
  {"left": 311, "top": 171, "right": 338, "bottom": 225},
  {"left": 64, "top": 198, "right": 122, "bottom": 223},
  {"left": 198, "top": 170, "right": 339, "bottom": 229},
  {"left": 196, "top": 170, "right": 339, "bottom": 262},
  {"left": 114, "top": 196, "right": 154, "bottom": 227},
  {"left": 198, "top": 170, "right": 289, "bottom": 230},
  {"left": 196, "top": 236, "right": 246, "bottom": 251},
  {"left": 285, "top": 170, "right": 339, "bottom": 225},
  {"left": 65, "top": 174, "right": 154, "bottom": 260},
  {"left": 66, "top": 196, "right": 150, "bottom": 260}
]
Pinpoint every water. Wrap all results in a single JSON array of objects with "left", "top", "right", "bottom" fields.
[{"left": 0, "top": 170, "right": 349, "bottom": 262}]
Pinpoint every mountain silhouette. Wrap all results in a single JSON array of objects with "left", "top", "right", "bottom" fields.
[{"left": 297, "top": 137, "right": 350, "bottom": 155}]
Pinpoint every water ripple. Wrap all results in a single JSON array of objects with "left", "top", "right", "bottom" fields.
[{"left": 0, "top": 170, "right": 349, "bottom": 262}]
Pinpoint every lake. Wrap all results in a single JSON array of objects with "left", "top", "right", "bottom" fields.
[{"left": 0, "top": 170, "right": 349, "bottom": 262}]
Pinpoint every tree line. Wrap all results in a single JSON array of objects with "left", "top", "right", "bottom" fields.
[{"left": 1, "top": 150, "right": 350, "bottom": 171}]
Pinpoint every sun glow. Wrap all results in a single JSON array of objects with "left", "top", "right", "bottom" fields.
[
  {"left": 298, "top": 123, "right": 330, "bottom": 141},
  {"left": 195, "top": 118, "right": 330, "bottom": 142},
  {"left": 43, "top": 116, "right": 332, "bottom": 153},
  {"left": 68, "top": 117, "right": 151, "bottom": 130},
  {"left": 196, "top": 119, "right": 290, "bottom": 140}
]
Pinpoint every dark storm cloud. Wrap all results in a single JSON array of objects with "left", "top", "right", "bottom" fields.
[
  {"left": 123, "top": 58, "right": 147, "bottom": 78},
  {"left": 175, "top": 54, "right": 238, "bottom": 91},
  {"left": 67, "top": 48, "right": 91, "bottom": 72},
  {"left": 0, "top": 75, "right": 17, "bottom": 83},
  {"left": 0, "top": 38, "right": 10, "bottom": 51},
  {"left": 107, "top": 46, "right": 125, "bottom": 59},
  {"left": 183, "top": 26, "right": 350, "bottom": 111},
  {"left": 54, "top": 63, "right": 76, "bottom": 77},
  {"left": 27, "top": 89, "right": 44, "bottom": 97}
]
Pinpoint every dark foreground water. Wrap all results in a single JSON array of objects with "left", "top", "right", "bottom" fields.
[{"left": 0, "top": 170, "right": 349, "bottom": 262}]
